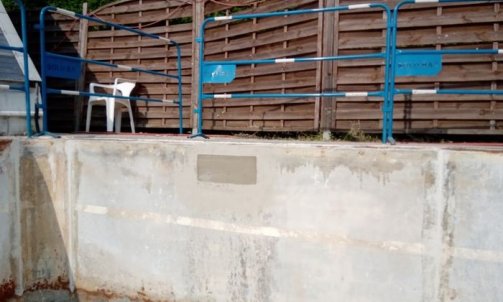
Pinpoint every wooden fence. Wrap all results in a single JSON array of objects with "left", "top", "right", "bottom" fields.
[
  {"left": 333, "top": 0, "right": 503, "bottom": 135},
  {"left": 24, "top": 0, "right": 503, "bottom": 134}
]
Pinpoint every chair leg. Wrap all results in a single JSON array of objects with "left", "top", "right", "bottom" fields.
[
  {"left": 114, "top": 106, "right": 122, "bottom": 133},
  {"left": 105, "top": 99, "right": 115, "bottom": 132},
  {"left": 126, "top": 103, "right": 135, "bottom": 133},
  {"left": 85, "top": 103, "right": 93, "bottom": 132}
]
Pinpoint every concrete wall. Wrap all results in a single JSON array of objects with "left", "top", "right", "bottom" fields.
[
  {"left": 1, "top": 137, "right": 503, "bottom": 301},
  {"left": 19, "top": 139, "right": 71, "bottom": 293},
  {"left": 0, "top": 139, "right": 18, "bottom": 299}
]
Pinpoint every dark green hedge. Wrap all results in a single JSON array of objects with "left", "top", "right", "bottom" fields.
[{"left": 3, "top": 0, "right": 116, "bottom": 13}]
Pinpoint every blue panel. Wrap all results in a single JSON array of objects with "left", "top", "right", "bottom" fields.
[
  {"left": 203, "top": 64, "right": 236, "bottom": 83},
  {"left": 45, "top": 54, "right": 81, "bottom": 80},
  {"left": 396, "top": 53, "right": 442, "bottom": 77}
]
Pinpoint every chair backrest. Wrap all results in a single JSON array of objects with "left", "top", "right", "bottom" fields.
[{"left": 112, "top": 79, "right": 136, "bottom": 97}]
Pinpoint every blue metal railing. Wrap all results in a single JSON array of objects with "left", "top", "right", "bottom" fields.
[
  {"left": 0, "top": 0, "right": 32, "bottom": 136},
  {"left": 192, "top": 3, "right": 394, "bottom": 140},
  {"left": 39, "top": 6, "right": 184, "bottom": 134},
  {"left": 386, "top": 0, "right": 503, "bottom": 142},
  {"left": 34, "top": 1, "right": 502, "bottom": 140}
]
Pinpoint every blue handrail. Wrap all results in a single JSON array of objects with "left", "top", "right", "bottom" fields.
[
  {"left": 387, "top": 0, "right": 503, "bottom": 143},
  {"left": 39, "top": 6, "right": 184, "bottom": 134},
  {"left": 0, "top": 0, "right": 32, "bottom": 137},
  {"left": 192, "top": 3, "right": 394, "bottom": 141}
]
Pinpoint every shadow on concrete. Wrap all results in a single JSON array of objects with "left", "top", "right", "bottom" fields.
[{"left": 10, "top": 142, "right": 77, "bottom": 301}]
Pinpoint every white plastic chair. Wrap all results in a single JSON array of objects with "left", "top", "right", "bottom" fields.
[{"left": 85, "top": 78, "right": 136, "bottom": 133}]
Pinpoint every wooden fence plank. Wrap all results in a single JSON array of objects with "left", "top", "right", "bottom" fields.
[{"left": 320, "top": 0, "right": 338, "bottom": 133}]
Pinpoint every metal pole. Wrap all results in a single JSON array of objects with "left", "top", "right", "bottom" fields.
[
  {"left": 175, "top": 42, "right": 183, "bottom": 134},
  {"left": 381, "top": 8, "right": 395, "bottom": 144},
  {"left": 15, "top": 0, "right": 32, "bottom": 137},
  {"left": 39, "top": 7, "right": 50, "bottom": 133},
  {"left": 75, "top": 2, "right": 88, "bottom": 132}
]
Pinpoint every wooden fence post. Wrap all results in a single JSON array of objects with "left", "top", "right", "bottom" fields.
[
  {"left": 191, "top": 0, "right": 205, "bottom": 134},
  {"left": 75, "top": 2, "right": 88, "bottom": 132},
  {"left": 320, "top": 0, "right": 339, "bottom": 139}
]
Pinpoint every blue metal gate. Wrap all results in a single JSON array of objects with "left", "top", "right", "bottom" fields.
[
  {"left": 386, "top": 0, "right": 503, "bottom": 142},
  {"left": 39, "top": 6, "right": 185, "bottom": 135},
  {"left": 192, "top": 3, "right": 394, "bottom": 141}
]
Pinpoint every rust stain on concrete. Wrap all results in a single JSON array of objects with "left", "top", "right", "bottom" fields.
[
  {"left": 75, "top": 287, "right": 169, "bottom": 302},
  {"left": 0, "top": 139, "right": 12, "bottom": 152},
  {"left": 0, "top": 279, "right": 16, "bottom": 301},
  {"left": 25, "top": 276, "right": 70, "bottom": 292}
]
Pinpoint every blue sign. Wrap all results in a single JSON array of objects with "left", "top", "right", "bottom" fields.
[
  {"left": 396, "top": 54, "right": 442, "bottom": 77},
  {"left": 203, "top": 64, "right": 236, "bottom": 83},
  {"left": 45, "top": 54, "right": 82, "bottom": 80}
]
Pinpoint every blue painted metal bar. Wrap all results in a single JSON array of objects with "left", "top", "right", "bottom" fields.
[
  {"left": 0, "top": 45, "right": 24, "bottom": 51},
  {"left": 46, "top": 88, "right": 178, "bottom": 103},
  {"left": 396, "top": 89, "right": 503, "bottom": 95},
  {"left": 45, "top": 52, "right": 180, "bottom": 80},
  {"left": 203, "top": 92, "right": 384, "bottom": 99},
  {"left": 0, "top": 0, "right": 32, "bottom": 136},
  {"left": 0, "top": 84, "right": 25, "bottom": 91},
  {"left": 204, "top": 53, "right": 387, "bottom": 66},
  {"left": 193, "top": 3, "right": 393, "bottom": 141},
  {"left": 399, "top": 49, "right": 502, "bottom": 56},
  {"left": 18, "top": 0, "right": 31, "bottom": 137},
  {"left": 46, "top": 7, "right": 177, "bottom": 45},
  {"left": 387, "top": 0, "right": 503, "bottom": 143},
  {"left": 39, "top": 6, "right": 184, "bottom": 134},
  {"left": 208, "top": 3, "right": 388, "bottom": 21},
  {"left": 40, "top": 7, "right": 53, "bottom": 134},
  {"left": 175, "top": 45, "right": 183, "bottom": 133}
]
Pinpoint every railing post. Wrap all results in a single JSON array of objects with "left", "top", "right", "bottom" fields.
[
  {"left": 191, "top": 0, "right": 205, "bottom": 135},
  {"left": 39, "top": 7, "right": 48, "bottom": 133},
  {"left": 17, "top": 0, "right": 32, "bottom": 137},
  {"left": 75, "top": 2, "right": 88, "bottom": 132}
]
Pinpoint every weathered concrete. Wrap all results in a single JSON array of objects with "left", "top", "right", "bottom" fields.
[
  {"left": 18, "top": 140, "right": 71, "bottom": 293},
  {"left": 0, "top": 139, "right": 17, "bottom": 300},
  {"left": 1, "top": 137, "right": 503, "bottom": 301}
]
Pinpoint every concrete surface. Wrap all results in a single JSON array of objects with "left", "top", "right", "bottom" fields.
[
  {"left": 1, "top": 136, "right": 503, "bottom": 301},
  {"left": 0, "top": 139, "right": 18, "bottom": 300}
]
